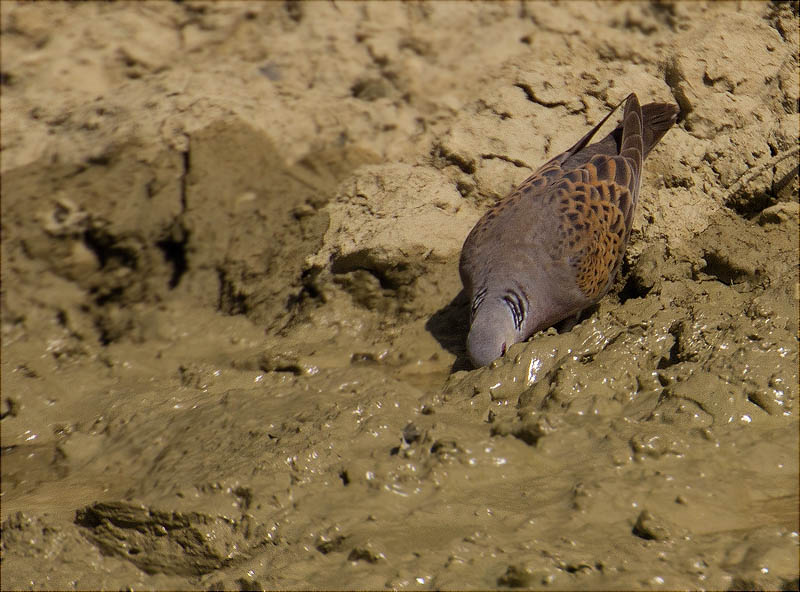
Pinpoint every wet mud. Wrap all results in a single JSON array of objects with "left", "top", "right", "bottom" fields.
[{"left": 1, "top": 1, "right": 798, "bottom": 590}]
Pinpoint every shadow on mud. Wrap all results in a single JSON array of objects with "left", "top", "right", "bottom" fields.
[{"left": 425, "top": 288, "right": 472, "bottom": 373}]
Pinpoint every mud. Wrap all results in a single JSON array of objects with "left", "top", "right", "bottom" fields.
[{"left": 1, "top": 1, "right": 798, "bottom": 590}]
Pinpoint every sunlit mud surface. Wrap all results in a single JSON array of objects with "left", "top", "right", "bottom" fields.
[{"left": 2, "top": 2, "right": 798, "bottom": 590}]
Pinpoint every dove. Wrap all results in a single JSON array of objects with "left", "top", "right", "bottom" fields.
[{"left": 459, "top": 93, "right": 679, "bottom": 367}]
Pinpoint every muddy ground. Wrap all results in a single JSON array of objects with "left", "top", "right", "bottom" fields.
[{"left": 1, "top": 1, "right": 798, "bottom": 590}]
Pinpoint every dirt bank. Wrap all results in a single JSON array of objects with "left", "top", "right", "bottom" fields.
[{"left": 1, "top": 1, "right": 798, "bottom": 590}]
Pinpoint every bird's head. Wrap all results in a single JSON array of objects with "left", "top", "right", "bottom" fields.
[{"left": 466, "top": 295, "right": 524, "bottom": 368}]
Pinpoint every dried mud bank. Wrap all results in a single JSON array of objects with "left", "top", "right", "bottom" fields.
[{"left": 1, "top": 2, "right": 798, "bottom": 590}]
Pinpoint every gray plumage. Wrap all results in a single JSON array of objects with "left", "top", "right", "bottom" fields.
[{"left": 459, "top": 93, "right": 679, "bottom": 367}]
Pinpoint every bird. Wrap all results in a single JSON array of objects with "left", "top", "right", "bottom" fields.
[{"left": 459, "top": 92, "right": 679, "bottom": 367}]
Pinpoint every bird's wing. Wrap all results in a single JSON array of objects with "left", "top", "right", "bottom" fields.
[
  {"left": 540, "top": 95, "right": 644, "bottom": 300},
  {"left": 460, "top": 95, "right": 645, "bottom": 303},
  {"left": 521, "top": 93, "right": 636, "bottom": 190}
]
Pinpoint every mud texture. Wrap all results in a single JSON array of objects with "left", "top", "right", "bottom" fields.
[{"left": 2, "top": 2, "right": 798, "bottom": 590}]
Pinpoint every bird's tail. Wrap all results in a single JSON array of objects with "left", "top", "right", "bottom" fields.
[
  {"left": 620, "top": 93, "right": 644, "bottom": 176},
  {"left": 640, "top": 102, "right": 679, "bottom": 159}
]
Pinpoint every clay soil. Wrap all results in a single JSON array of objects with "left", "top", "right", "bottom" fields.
[{"left": 1, "top": 1, "right": 798, "bottom": 590}]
